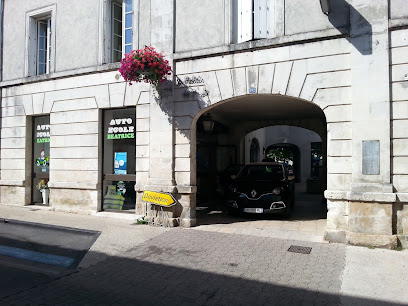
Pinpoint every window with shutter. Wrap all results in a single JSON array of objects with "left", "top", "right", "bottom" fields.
[
  {"left": 237, "top": 0, "right": 253, "bottom": 43},
  {"left": 235, "top": 0, "right": 276, "bottom": 44},
  {"left": 254, "top": 0, "right": 268, "bottom": 39}
]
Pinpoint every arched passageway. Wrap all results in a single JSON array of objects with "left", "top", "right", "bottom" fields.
[{"left": 193, "top": 94, "right": 328, "bottom": 235}]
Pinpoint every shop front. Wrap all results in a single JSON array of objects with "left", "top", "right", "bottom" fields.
[
  {"left": 32, "top": 115, "right": 50, "bottom": 205},
  {"left": 102, "top": 107, "right": 136, "bottom": 212}
]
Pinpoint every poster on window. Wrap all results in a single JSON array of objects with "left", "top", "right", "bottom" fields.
[{"left": 114, "top": 152, "right": 127, "bottom": 174}]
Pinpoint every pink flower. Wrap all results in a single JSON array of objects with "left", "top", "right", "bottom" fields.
[{"left": 118, "top": 46, "right": 172, "bottom": 86}]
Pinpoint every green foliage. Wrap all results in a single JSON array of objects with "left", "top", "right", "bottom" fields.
[
  {"left": 266, "top": 148, "right": 293, "bottom": 163},
  {"left": 135, "top": 216, "right": 148, "bottom": 225}
]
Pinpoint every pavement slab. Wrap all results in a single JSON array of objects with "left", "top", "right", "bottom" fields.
[
  {"left": 0, "top": 228, "right": 360, "bottom": 305},
  {"left": 1, "top": 204, "right": 408, "bottom": 305}
]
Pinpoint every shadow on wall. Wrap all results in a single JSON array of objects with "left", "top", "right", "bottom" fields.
[
  {"left": 152, "top": 76, "right": 211, "bottom": 141},
  {"left": 329, "top": 0, "right": 372, "bottom": 55},
  {"left": 151, "top": 0, "right": 374, "bottom": 140}
]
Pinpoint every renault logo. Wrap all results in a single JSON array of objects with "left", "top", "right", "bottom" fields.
[{"left": 251, "top": 190, "right": 257, "bottom": 197}]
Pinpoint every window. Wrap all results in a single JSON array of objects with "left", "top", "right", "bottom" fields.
[
  {"left": 123, "top": 0, "right": 133, "bottom": 54},
  {"left": 37, "top": 18, "right": 51, "bottom": 75},
  {"left": 25, "top": 5, "right": 56, "bottom": 77},
  {"left": 112, "top": 2, "right": 122, "bottom": 62},
  {"left": 106, "top": 0, "right": 133, "bottom": 63},
  {"left": 234, "top": 0, "right": 273, "bottom": 43}
]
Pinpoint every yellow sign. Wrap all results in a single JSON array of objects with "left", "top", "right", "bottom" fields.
[{"left": 142, "top": 191, "right": 176, "bottom": 207}]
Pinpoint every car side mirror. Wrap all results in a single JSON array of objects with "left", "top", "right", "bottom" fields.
[
  {"left": 230, "top": 175, "right": 237, "bottom": 180},
  {"left": 288, "top": 175, "right": 295, "bottom": 181}
]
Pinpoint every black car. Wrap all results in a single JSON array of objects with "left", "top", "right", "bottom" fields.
[
  {"left": 219, "top": 164, "right": 244, "bottom": 196},
  {"left": 225, "top": 162, "right": 295, "bottom": 217}
]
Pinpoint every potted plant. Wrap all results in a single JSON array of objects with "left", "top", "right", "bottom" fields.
[
  {"left": 118, "top": 46, "right": 172, "bottom": 86},
  {"left": 36, "top": 179, "right": 49, "bottom": 205}
]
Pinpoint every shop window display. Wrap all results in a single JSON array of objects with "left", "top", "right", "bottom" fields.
[
  {"left": 103, "top": 108, "right": 136, "bottom": 211},
  {"left": 32, "top": 116, "right": 50, "bottom": 205}
]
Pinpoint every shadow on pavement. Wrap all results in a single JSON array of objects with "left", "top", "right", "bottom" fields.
[{"left": 0, "top": 229, "right": 403, "bottom": 305}]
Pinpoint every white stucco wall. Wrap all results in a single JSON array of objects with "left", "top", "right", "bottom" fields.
[
  {"left": 1, "top": 0, "right": 407, "bottom": 243},
  {"left": 174, "top": 0, "right": 350, "bottom": 53},
  {"left": 175, "top": 0, "right": 226, "bottom": 52},
  {"left": 245, "top": 126, "right": 322, "bottom": 182},
  {"left": 284, "top": 0, "right": 349, "bottom": 35},
  {"left": 389, "top": 0, "right": 408, "bottom": 19},
  {"left": 2, "top": 0, "right": 101, "bottom": 81},
  {"left": 0, "top": 71, "right": 151, "bottom": 209}
]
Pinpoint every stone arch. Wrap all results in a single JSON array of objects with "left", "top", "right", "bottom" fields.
[{"left": 175, "top": 47, "right": 352, "bottom": 226}]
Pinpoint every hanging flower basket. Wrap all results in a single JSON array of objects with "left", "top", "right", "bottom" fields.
[{"left": 118, "top": 46, "right": 172, "bottom": 86}]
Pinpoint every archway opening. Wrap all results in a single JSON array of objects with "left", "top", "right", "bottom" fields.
[
  {"left": 265, "top": 144, "right": 298, "bottom": 182},
  {"left": 250, "top": 138, "right": 260, "bottom": 162},
  {"left": 193, "top": 94, "right": 327, "bottom": 235}
]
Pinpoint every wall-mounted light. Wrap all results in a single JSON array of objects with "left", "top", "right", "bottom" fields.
[
  {"left": 320, "top": 0, "right": 330, "bottom": 15},
  {"left": 202, "top": 114, "right": 215, "bottom": 133}
]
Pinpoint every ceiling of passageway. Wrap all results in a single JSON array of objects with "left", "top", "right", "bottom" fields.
[{"left": 205, "top": 95, "right": 325, "bottom": 127}]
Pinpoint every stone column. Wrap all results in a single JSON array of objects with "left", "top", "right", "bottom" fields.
[
  {"left": 140, "top": 0, "right": 179, "bottom": 224},
  {"left": 326, "top": 0, "right": 396, "bottom": 247}
]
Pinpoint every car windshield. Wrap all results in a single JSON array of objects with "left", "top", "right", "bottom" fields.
[
  {"left": 225, "top": 165, "right": 243, "bottom": 175},
  {"left": 238, "top": 165, "right": 285, "bottom": 180}
]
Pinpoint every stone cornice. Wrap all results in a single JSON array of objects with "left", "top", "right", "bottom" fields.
[{"left": 325, "top": 190, "right": 397, "bottom": 203}]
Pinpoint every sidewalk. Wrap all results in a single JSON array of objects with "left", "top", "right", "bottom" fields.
[
  {"left": 0, "top": 204, "right": 168, "bottom": 269},
  {"left": 1, "top": 204, "right": 408, "bottom": 305}
]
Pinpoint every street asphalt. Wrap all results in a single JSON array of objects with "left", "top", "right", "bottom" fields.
[{"left": 0, "top": 204, "right": 407, "bottom": 305}]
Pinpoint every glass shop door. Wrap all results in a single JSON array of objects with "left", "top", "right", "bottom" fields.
[
  {"left": 32, "top": 116, "right": 50, "bottom": 205},
  {"left": 102, "top": 108, "right": 136, "bottom": 212}
]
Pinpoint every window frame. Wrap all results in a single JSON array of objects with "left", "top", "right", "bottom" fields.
[
  {"left": 123, "top": 0, "right": 134, "bottom": 55},
  {"left": 25, "top": 5, "right": 56, "bottom": 77},
  {"left": 233, "top": 0, "right": 282, "bottom": 44},
  {"left": 102, "top": 0, "right": 135, "bottom": 64},
  {"left": 101, "top": 107, "right": 137, "bottom": 212},
  {"left": 111, "top": 1, "right": 123, "bottom": 62},
  {"left": 31, "top": 115, "right": 51, "bottom": 206},
  {"left": 36, "top": 18, "right": 51, "bottom": 75}
]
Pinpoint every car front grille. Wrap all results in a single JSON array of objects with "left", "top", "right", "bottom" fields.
[{"left": 237, "top": 194, "right": 282, "bottom": 208}]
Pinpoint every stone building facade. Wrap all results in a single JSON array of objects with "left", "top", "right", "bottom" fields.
[{"left": 0, "top": 0, "right": 407, "bottom": 248}]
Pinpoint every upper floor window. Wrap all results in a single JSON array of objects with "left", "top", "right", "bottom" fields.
[
  {"left": 112, "top": 2, "right": 123, "bottom": 62},
  {"left": 25, "top": 5, "right": 56, "bottom": 77},
  {"left": 37, "top": 18, "right": 51, "bottom": 75},
  {"left": 235, "top": 0, "right": 272, "bottom": 43},
  {"left": 123, "top": 0, "right": 133, "bottom": 54},
  {"left": 106, "top": 0, "right": 133, "bottom": 63}
]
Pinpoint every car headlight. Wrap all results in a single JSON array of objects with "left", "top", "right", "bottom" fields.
[{"left": 272, "top": 187, "right": 281, "bottom": 195}]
